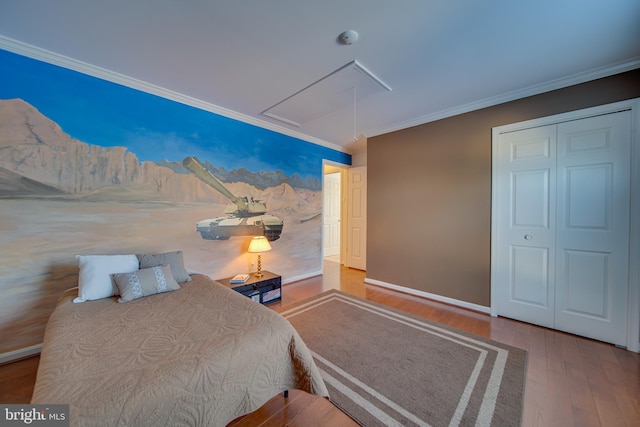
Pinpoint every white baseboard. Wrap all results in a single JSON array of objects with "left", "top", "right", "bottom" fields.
[
  {"left": 283, "top": 270, "right": 322, "bottom": 285},
  {"left": 364, "top": 277, "right": 491, "bottom": 314},
  {"left": 0, "top": 344, "right": 42, "bottom": 365}
]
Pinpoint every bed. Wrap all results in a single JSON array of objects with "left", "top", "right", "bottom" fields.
[{"left": 31, "top": 255, "right": 328, "bottom": 427}]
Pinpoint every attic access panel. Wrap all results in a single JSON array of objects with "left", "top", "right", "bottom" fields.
[{"left": 262, "top": 60, "right": 391, "bottom": 127}]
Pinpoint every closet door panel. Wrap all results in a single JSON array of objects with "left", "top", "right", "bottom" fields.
[
  {"left": 555, "top": 111, "right": 631, "bottom": 346},
  {"left": 494, "top": 125, "right": 556, "bottom": 328},
  {"left": 562, "top": 249, "right": 610, "bottom": 318}
]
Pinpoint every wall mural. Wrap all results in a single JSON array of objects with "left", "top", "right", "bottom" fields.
[{"left": 0, "top": 49, "right": 351, "bottom": 353}]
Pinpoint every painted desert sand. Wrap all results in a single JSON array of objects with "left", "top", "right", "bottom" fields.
[{"left": 0, "top": 198, "right": 321, "bottom": 353}]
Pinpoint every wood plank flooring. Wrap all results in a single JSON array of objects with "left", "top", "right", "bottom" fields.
[{"left": 1, "top": 259, "right": 638, "bottom": 426}]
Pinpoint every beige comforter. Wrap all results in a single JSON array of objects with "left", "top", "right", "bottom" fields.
[{"left": 32, "top": 274, "right": 328, "bottom": 426}]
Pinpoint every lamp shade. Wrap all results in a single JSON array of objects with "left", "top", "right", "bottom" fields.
[{"left": 248, "top": 236, "right": 272, "bottom": 253}]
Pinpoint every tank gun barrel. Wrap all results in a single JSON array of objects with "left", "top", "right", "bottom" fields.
[
  {"left": 183, "top": 156, "right": 247, "bottom": 211},
  {"left": 184, "top": 156, "right": 283, "bottom": 241}
]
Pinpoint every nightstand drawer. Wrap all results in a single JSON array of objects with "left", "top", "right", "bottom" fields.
[{"left": 259, "top": 281, "right": 281, "bottom": 304}]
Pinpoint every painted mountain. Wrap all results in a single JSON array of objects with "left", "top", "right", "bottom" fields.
[{"left": 0, "top": 98, "right": 321, "bottom": 216}]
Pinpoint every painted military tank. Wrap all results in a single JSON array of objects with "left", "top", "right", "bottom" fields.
[{"left": 183, "top": 156, "right": 283, "bottom": 241}]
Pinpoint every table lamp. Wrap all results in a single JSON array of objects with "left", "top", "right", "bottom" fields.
[{"left": 248, "top": 236, "right": 272, "bottom": 277}]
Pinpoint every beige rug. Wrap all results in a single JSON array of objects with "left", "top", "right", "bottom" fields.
[{"left": 280, "top": 290, "right": 527, "bottom": 427}]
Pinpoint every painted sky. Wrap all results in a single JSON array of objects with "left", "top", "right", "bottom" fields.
[{"left": 0, "top": 49, "right": 350, "bottom": 178}]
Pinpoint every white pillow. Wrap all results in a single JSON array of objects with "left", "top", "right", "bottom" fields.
[{"left": 73, "top": 254, "right": 139, "bottom": 303}]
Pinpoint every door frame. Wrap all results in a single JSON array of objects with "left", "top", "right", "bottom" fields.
[
  {"left": 490, "top": 98, "right": 640, "bottom": 352},
  {"left": 345, "top": 166, "right": 367, "bottom": 270},
  {"left": 322, "top": 171, "right": 341, "bottom": 258},
  {"left": 322, "top": 160, "right": 349, "bottom": 266}
]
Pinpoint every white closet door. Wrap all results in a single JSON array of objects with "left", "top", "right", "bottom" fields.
[
  {"left": 554, "top": 112, "right": 631, "bottom": 346},
  {"left": 494, "top": 110, "right": 632, "bottom": 346},
  {"left": 494, "top": 124, "right": 557, "bottom": 328}
]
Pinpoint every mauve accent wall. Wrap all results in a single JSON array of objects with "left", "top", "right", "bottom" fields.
[{"left": 367, "top": 69, "right": 640, "bottom": 307}]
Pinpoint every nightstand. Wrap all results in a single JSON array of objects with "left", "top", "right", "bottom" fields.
[{"left": 218, "top": 271, "right": 282, "bottom": 305}]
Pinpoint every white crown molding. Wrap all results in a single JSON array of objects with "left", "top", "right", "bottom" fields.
[
  {"left": 4, "top": 35, "right": 638, "bottom": 153},
  {"left": 0, "top": 35, "right": 348, "bottom": 154},
  {"left": 367, "top": 58, "right": 640, "bottom": 137}
]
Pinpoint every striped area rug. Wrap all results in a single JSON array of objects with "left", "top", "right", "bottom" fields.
[{"left": 280, "top": 290, "right": 527, "bottom": 427}]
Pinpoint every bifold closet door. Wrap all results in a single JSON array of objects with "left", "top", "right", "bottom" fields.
[
  {"left": 554, "top": 111, "right": 631, "bottom": 346},
  {"left": 494, "top": 111, "right": 631, "bottom": 346},
  {"left": 495, "top": 124, "right": 558, "bottom": 329}
]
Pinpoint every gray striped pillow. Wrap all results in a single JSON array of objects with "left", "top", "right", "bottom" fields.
[{"left": 113, "top": 265, "right": 180, "bottom": 303}]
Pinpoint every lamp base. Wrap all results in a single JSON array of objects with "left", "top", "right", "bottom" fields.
[{"left": 255, "top": 254, "right": 264, "bottom": 278}]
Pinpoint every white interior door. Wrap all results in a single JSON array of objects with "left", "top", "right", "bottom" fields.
[
  {"left": 493, "top": 110, "right": 632, "bottom": 346},
  {"left": 554, "top": 112, "right": 631, "bottom": 345},
  {"left": 494, "top": 124, "right": 557, "bottom": 329},
  {"left": 346, "top": 166, "right": 366, "bottom": 270},
  {"left": 323, "top": 172, "right": 341, "bottom": 257}
]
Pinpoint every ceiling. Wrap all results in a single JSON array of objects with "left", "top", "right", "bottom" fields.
[{"left": 1, "top": 0, "right": 639, "bottom": 152}]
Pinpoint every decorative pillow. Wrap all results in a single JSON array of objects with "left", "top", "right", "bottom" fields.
[
  {"left": 113, "top": 265, "right": 181, "bottom": 303},
  {"left": 73, "top": 254, "right": 140, "bottom": 303},
  {"left": 137, "top": 250, "right": 191, "bottom": 283}
]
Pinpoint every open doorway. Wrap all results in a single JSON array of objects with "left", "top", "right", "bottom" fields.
[
  {"left": 323, "top": 163, "right": 346, "bottom": 264},
  {"left": 322, "top": 162, "right": 367, "bottom": 270}
]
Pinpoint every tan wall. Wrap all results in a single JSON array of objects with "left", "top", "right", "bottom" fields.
[{"left": 367, "top": 69, "right": 640, "bottom": 307}]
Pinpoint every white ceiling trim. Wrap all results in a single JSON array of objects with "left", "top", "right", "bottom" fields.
[
  {"left": 367, "top": 57, "right": 640, "bottom": 138},
  {"left": 0, "top": 35, "right": 347, "bottom": 154},
  {"left": 3, "top": 35, "right": 639, "bottom": 148}
]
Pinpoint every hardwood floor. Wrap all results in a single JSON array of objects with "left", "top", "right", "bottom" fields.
[
  {"left": 0, "top": 354, "right": 39, "bottom": 404},
  {"left": 1, "top": 259, "right": 639, "bottom": 426}
]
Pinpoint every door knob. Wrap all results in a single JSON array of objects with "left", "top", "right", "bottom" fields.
[{"left": 524, "top": 234, "right": 533, "bottom": 240}]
